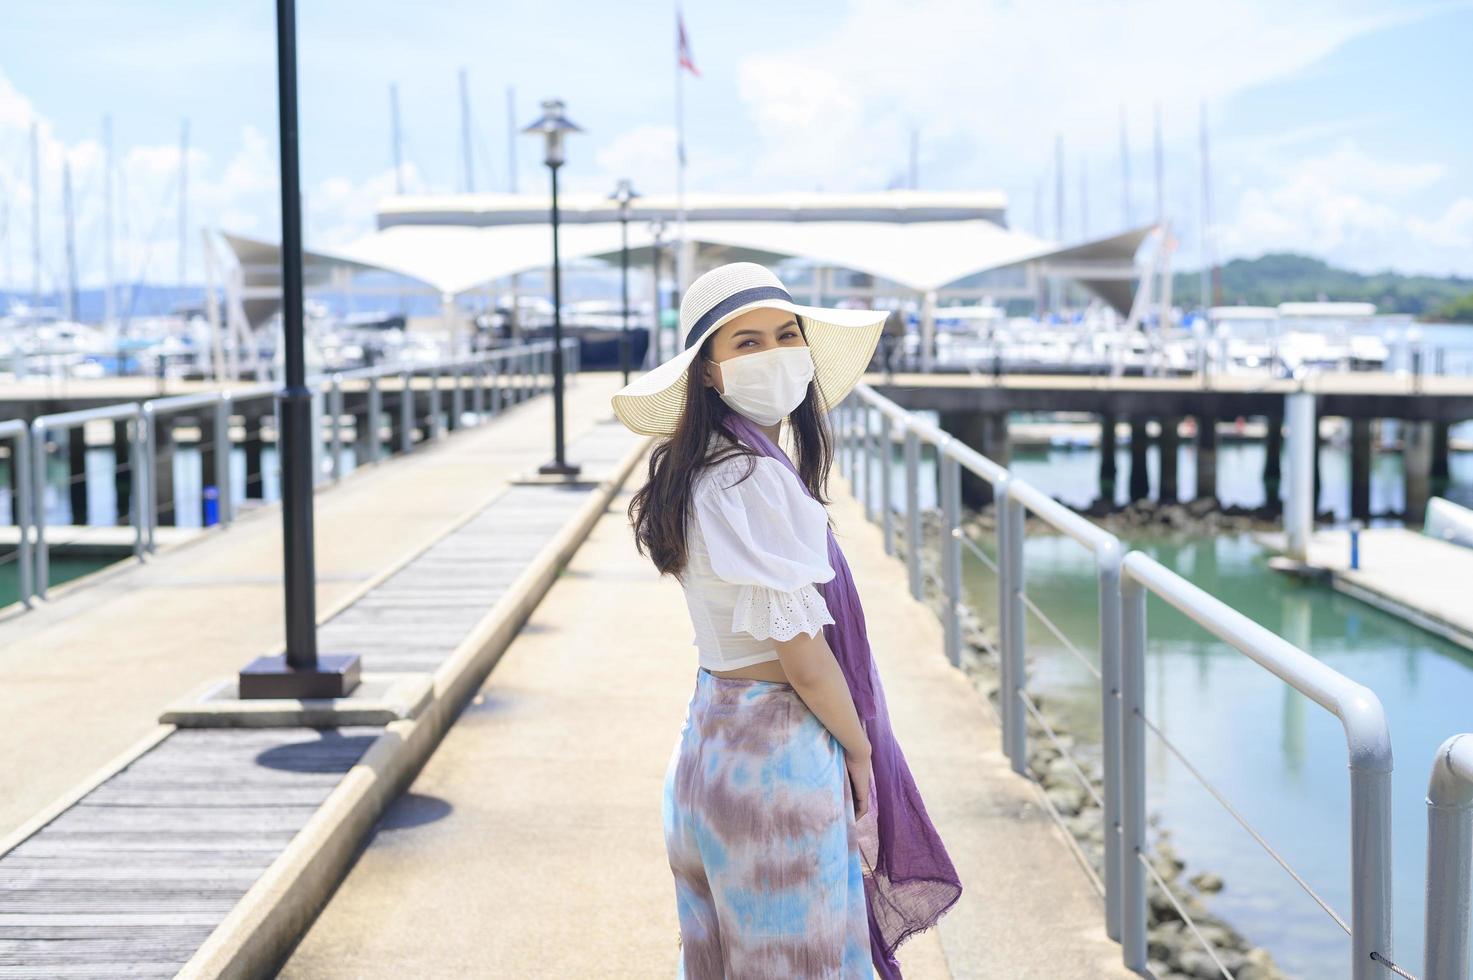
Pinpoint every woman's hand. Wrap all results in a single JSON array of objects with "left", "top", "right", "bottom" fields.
[{"left": 845, "top": 750, "right": 873, "bottom": 821}]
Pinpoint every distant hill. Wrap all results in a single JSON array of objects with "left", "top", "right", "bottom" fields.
[{"left": 1173, "top": 253, "right": 1473, "bottom": 320}]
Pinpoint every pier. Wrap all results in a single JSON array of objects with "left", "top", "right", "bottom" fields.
[
  {"left": 2, "top": 369, "right": 1472, "bottom": 979},
  {"left": 875, "top": 369, "right": 1473, "bottom": 519}
]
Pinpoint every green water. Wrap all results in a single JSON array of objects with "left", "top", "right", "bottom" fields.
[{"left": 948, "top": 527, "right": 1473, "bottom": 978}]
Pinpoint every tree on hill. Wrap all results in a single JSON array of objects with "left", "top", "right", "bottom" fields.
[{"left": 1172, "top": 253, "right": 1473, "bottom": 318}]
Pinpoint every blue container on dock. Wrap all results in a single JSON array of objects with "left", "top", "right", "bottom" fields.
[{"left": 203, "top": 486, "right": 220, "bottom": 527}]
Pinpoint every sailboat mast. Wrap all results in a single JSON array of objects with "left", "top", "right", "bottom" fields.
[
  {"left": 1119, "top": 105, "right": 1131, "bottom": 227},
  {"left": 30, "top": 121, "right": 41, "bottom": 308},
  {"left": 104, "top": 114, "right": 115, "bottom": 326},
  {"left": 1199, "top": 101, "right": 1215, "bottom": 310},
  {"left": 459, "top": 69, "right": 474, "bottom": 194},
  {"left": 1079, "top": 152, "right": 1088, "bottom": 239},
  {"left": 1153, "top": 103, "right": 1164, "bottom": 224},
  {"left": 1054, "top": 134, "right": 1064, "bottom": 241},
  {"left": 390, "top": 83, "right": 404, "bottom": 194},
  {"left": 179, "top": 119, "right": 189, "bottom": 291},
  {"left": 63, "top": 161, "right": 77, "bottom": 321}
]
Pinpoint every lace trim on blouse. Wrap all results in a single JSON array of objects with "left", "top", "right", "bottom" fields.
[{"left": 731, "top": 581, "right": 836, "bottom": 642}]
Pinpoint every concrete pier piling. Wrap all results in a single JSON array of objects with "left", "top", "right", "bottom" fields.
[
  {"left": 1432, "top": 421, "right": 1451, "bottom": 494},
  {"left": 1129, "top": 418, "right": 1150, "bottom": 502},
  {"left": 1263, "top": 412, "right": 1283, "bottom": 513},
  {"left": 112, "top": 419, "right": 131, "bottom": 522},
  {"left": 67, "top": 428, "right": 87, "bottom": 521},
  {"left": 1351, "top": 418, "right": 1373, "bottom": 521},
  {"left": 1405, "top": 419, "right": 1434, "bottom": 525},
  {"left": 243, "top": 412, "right": 264, "bottom": 500},
  {"left": 1159, "top": 417, "right": 1181, "bottom": 504},
  {"left": 154, "top": 418, "right": 176, "bottom": 526},
  {"left": 1196, "top": 415, "right": 1218, "bottom": 504},
  {"left": 941, "top": 409, "right": 1010, "bottom": 508},
  {"left": 1099, "top": 413, "right": 1118, "bottom": 506}
]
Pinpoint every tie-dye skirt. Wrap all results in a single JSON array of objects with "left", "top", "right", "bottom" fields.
[{"left": 662, "top": 666, "right": 873, "bottom": 978}]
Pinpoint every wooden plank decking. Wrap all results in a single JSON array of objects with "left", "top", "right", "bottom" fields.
[{"left": 0, "top": 409, "right": 645, "bottom": 977}]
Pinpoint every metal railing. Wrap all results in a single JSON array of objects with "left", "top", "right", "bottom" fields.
[
  {"left": 834, "top": 381, "right": 1403, "bottom": 979},
  {"left": 9, "top": 339, "right": 571, "bottom": 611},
  {"left": 0, "top": 420, "right": 34, "bottom": 607},
  {"left": 1423, "top": 734, "right": 1473, "bottom": 980}
]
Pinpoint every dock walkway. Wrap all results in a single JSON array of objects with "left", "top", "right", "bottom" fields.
[
  {"left": 0, "top": 374, "right": 645, "bottom": 977},
  {"left": 0, "top": 374, "right": 627, "bottom": 841},
  {"left": 1264, "top": 527, "right": 1473, "bottom": 651},
  {"left": 281, "top": 443, "right": 1130, "bottom": 978}
]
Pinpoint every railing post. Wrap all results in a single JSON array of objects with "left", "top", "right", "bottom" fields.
[
  {"left": 399, "top": 369, "right": 414, "bottom": 454},
  {"left": 429, "top": 364, "right": 443, "bottom": 440},
  {"left": 1003, "top": 489, "right": 1027, "bottom": 774},
  {"left": 328, "top": 377, "right": 343, "bottom": 483},
  {"left": 1120, "top": 569, "right": 1148, "bottom": 972},
  {"left": 940, "top": 447, "right": 962, "bottom": 668},
  {"left": 904, "top": 426, "right": 922, "bottom": 599},
  {"left": 129, "top": 406, "right": 146, "bottom": 560},
  {"left": 452, "top": 360, "right": 465, "bottom": 428},
  {"left": 1350, "top": 725, "right": 1394, "bottom": 979},
  {"left": 31, "top": 421, "right": 49, "bottom": 599},
  {"left": 215, "top": 394, "right": 233, "bottom": 525},
  {"left": 1096, "top": 540, "right": 1124, "bottom": 942},
  {"left": 142, "top": 402, "right": 158, "bottom": 553},
  {"left": 880, "top": 412, "right": 894, "bottom": 555},
  {"left": 11, "top": 425, "right": 34, "bottom": 606},
  {"left": 367, "top": 373, "right": 382, "bottom": 464},
  {"left": 309, "top": 383, "right": 325, "bottom": 486},
  {"left": 1424, "top": 734, "right": 1473, "bottom": 980},
  {"left": 853, "top": 402, "right": 867, "bottom": 507},
  {"left": 471, "top": 356, "right": 485, "bottom": 419}
]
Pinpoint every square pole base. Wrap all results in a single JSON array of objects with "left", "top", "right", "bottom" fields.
[
  {"left": 238, "top": 652, "right": 362, "bottom": 700},
  {"left": 537, "top": 459, "right": 582, "bottom": 477}
]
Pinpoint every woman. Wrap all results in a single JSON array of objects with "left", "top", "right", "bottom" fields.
[{"left": 612, "top": 262, "right": 961, "bottom": 979}]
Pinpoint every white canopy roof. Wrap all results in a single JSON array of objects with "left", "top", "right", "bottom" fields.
[{"left": 219, "top": 189, "right": 1152, "bottom": 313}]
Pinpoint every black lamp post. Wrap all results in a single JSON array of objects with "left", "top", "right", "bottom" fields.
[
  {"left": 608, "top": 179, "right": 640, "bottom": 386},
  {"left": 523, "top": 98, "right": 581, "bottom": 478},
  {"left": 239, "top": 0, "right": 360, "bottom": 699}
]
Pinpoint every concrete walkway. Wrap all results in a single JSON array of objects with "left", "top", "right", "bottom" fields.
[
  {"left": 1263, "top": 526, "right": 1473, "bottom": 652},
  {"left": 0, "top": 372, "right": 624, "bottom": 841},
  {"left": 283, "top": 447, "right": 1129, "bottom": 977}
]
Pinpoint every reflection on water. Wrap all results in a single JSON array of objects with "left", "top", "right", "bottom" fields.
[{"left": 957, "top": 529, "right": 1473, "bottom": 978}]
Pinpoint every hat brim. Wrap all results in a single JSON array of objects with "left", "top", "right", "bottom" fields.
[{"left": 610, "top": 299, "right": 887, "bottom": 436}]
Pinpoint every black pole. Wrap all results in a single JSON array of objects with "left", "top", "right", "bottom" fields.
[
  {"left": 619, "top": 212, "right": 630, "bottom": 386},
  {"left": 239, "top": 0, "right": 359, "bottom": 699},
  {"left": 538, "top": 160, "right": 579, "bottom": 476},
  {"left": 275, "top": 0, "right": 316, "bottom": 669}
]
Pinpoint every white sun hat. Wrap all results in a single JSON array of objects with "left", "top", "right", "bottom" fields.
[{"left": 610, "top": 261, "right": 888, "bottom": 436}]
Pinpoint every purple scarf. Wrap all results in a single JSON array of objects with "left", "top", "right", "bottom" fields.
[{"left": 720, "top": 411, "right": 963, "bottom": 977}]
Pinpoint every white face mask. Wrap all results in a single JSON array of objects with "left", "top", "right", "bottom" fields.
[{"left": 707, "top": 345, "right": 816, "bottom": 426}]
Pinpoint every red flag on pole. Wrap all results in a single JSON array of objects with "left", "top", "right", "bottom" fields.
[{"left": 678, "top": 10, "right": 700, "bottom": 77}]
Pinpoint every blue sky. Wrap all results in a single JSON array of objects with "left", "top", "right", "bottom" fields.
[{"left": 2, "top": 0, "right": 1471, "bottom": 292}]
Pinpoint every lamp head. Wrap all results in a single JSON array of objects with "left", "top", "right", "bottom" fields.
[
  {"left": 608, "top": 178, "right": 641, "bottom": 216},
  {"left": 521, "top": 98, "right": 582, "bottom": 168}
]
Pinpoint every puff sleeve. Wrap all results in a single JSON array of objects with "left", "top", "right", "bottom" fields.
[{"left": 692, "top": 457, "right": 837, "bottom": 643}]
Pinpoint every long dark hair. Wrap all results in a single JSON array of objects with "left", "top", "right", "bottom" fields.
[{"left": 627, "top": 317, "right": 835, "bottom": 578}]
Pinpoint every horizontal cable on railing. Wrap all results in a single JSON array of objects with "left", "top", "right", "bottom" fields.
[
  {"left": 1019, "top": 591, "right": 1102, "bottom": 681},
  {"left": 956, "top": 529, "right": 1000, "bottom": 575},
  {"left": 1135, "top": 707, "right": 1351, "bottom": 937},
  {"left": 1136, "top": 850, "right": 1235, "bottom": 980},
  {"left": 1017, "top": 688, "right": 1105, "bottom": 812}
]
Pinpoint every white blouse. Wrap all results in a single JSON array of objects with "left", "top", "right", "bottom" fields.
[{"left": 677, "top": 433, "right": 837, "bottom": 671}]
